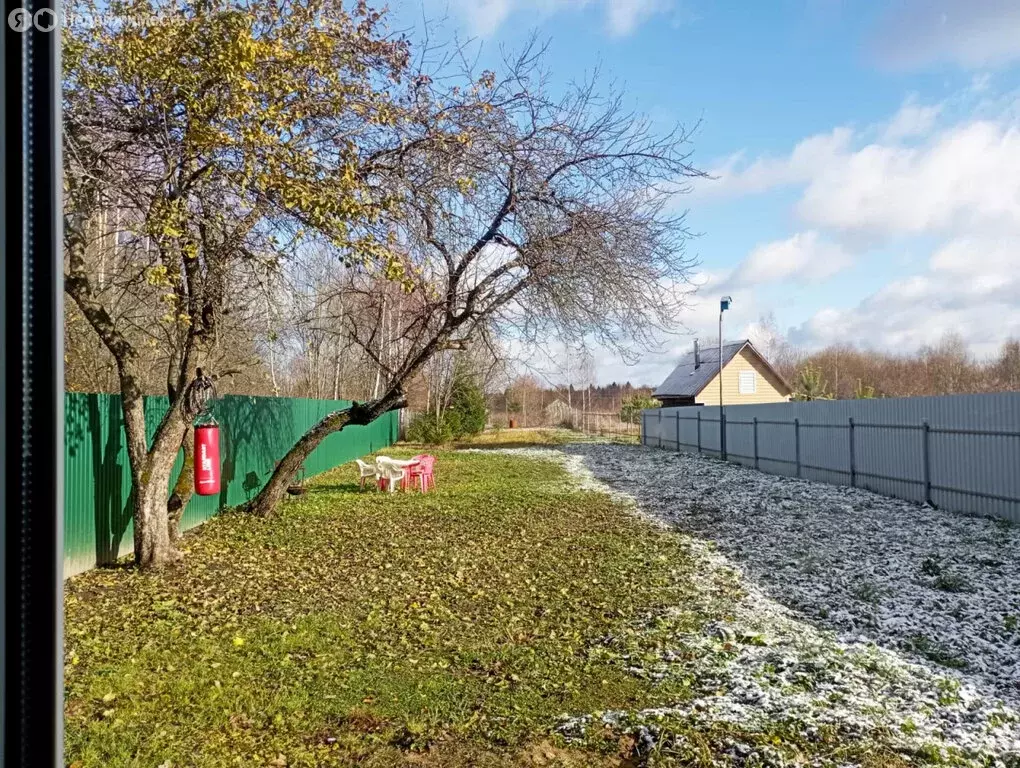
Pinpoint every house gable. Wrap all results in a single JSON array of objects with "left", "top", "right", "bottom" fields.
[{"left": 694, "top": 345, "right": 792, "bottom": 406}]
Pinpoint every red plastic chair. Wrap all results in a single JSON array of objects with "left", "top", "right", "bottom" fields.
[
  {"left": 397, "top": 455, "right": 423, "bottom": 491},
  {"left": 405, "top": 455, "right": 435, "bottom": 492}
]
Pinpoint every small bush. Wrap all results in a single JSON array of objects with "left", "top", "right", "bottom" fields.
[
  {"left": 620, "top": 394, "right": 661, "bottom": 424},
  {"left": 933, "top": 571, "right": 969, "bottom": 593},
  {"left": 905, "top": 634, "right": 968, "bottom": 669},
  {"left": 851, "top": 581, "right": 886, "bottom": 604},
  {"left": 405, "top": 369, "right": 488, "bottom": 445},
  {"left": 406, "top": 413, "right": 455, "bottom": 445}
]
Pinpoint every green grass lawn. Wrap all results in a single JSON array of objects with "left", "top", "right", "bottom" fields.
[
  {"left": 65, "top": 446, "right": 928, "bottom": 767},
  {"left": 64, "top": 448, "right": 701, "bottom": 767}
]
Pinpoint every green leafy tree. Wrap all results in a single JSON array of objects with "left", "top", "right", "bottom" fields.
[
  {"left": 406, "top": 366, "right": 487, "bottom": 444},
  {"left": 793, "top": 364, "right": 833, "bottom": 401},
  {"left": 447, "top": 368, "right": 488, "bottom": 438},
  {"left": 62, "top": 0, "right": 413, "bottom": 568},
  {"left": 504, "top": 391, "right": 522, "bottom": 415},
  {"left": 620, "top": 394, "right": 661, "bottom": 424}
]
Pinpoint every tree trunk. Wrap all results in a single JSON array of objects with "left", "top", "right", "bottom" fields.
[
  {"left": 265, "top": 293, "right": 280, "bottom": 396},
  {"left": 166, "top": 424, "right": 194, "bottom": 546},
  {"left": 332, "top": 336, "right": 342, "bottom": 400},
  {"left": 132, "top": 407, "right": 189, "bottom": 567},
  {"left": 244, "top": 392, "right": 405, "bottom": 517},
  {"left": 244, "top": 329, "right": 452, "bottom": 518},
  {"left": 373, "top": 298, "right": 385, "bottom": 398},
  {"left": 118, "top": 363, "right": 195, "bottom": 569},
  {"left": 133, "top": 459, "right": 181, "bottom": 568}
]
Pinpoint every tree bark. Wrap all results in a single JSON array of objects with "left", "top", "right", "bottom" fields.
[
  {"left": 126, "top": 396, "right": 190, "bottom": 568},
  {"left": 166, "top": 424, "right": 194, "bottom": 546},
  {"left": 244, "top": 391, "right": 406, "bottom": 517},
  {"left": 332, "top": 339, "right": 342, "bottom": 400},
  {"left": 133, "top": 456, "right": 182, "bottom": 568}
]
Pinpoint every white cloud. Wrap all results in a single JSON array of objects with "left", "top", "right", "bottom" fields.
[
  {"left": 796, "top": 120, "right": 1020, "bottom": 237},
  {"left": 458, "top": 0, "right": 515, "bottom": 37},
  {"left": 970, "top": 73, "right": 993, "bottom": 94},
  {"left": 696, "top": 128, "right": 853, "bottom": 199},
  {"left": 789, "top": 238, "right": 1020, "bottom": 358},
  {"left": 689, "top": 89, "right": 1020, "bottom": 364},
  {"left": 605, "top": 0, "right": 671, "bottom": 36},
  {"left": 448, "top": 0, "right": 677, "bottom": 38},
  {"left": 729, "top": 232, "right": 853, "bottom": 288},
  {"left": 871, "top": 0, "right": 1020, "bottom": 70},
  {"left": 881, "top": 98, "right": 942, "bottom": 141},
  {"left": 697, "top": 96, "right": 1020, "bottom": 242}
]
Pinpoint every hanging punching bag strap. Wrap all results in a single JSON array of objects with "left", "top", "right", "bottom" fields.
[{"left": 186, "top": 368, "right": 218, "bottom": 424}]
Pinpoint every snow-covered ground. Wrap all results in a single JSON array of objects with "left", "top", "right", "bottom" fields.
[{"left": 475, "top": 445, "right": 1020, "bottom": 765}]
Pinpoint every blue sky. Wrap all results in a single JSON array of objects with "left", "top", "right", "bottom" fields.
[{"left": 395, "top": 0, "right": 1020, "bottom": 385}]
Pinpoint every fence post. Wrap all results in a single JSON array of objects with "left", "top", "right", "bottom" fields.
[
  {"left": 848, "top": 417, "right": 856, "bottom": 487},
  {"left": 720, "top": 410, "right": 727, "bottom": 461},
  {"left": 794, "top": 418, "right": 801, "bottom": 478},
  {"left": 657, "top": 410, "right": 662, "bottom": 448},
  {"left": 641, "top": 411, "right": 646, "bottom": 445},
  {"left": 922, "top": 421, "right": 932, "bottom": 506},
  {"left": 753, "top": 417, "right": 759, "bottom": 470},
  {"left": 675, "top": 412, "right": 680, "bottom": 452},
  {"left": 697, "top": 411, "right": 702, "bottom": 454}
]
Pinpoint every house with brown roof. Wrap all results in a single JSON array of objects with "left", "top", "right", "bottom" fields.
[{"left": 653, "top": 339, "right": 792, "bottom": 408}]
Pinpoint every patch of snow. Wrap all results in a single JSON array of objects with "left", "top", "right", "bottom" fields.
[{"left": 472, "top": 444, "right": 1020, "bottom": 765}]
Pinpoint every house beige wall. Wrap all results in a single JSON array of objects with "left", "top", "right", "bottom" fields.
[{"left": 697, "top": 347, "right": 791, "bottom": 406}]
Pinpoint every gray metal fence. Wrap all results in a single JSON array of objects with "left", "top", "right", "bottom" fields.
[{"left": 640, "top": 393, "right": 1020, "bottom": 522}]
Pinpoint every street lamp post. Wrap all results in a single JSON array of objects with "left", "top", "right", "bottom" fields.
[{"left": 719, "top": 295, "right": 732, "bottom": 459}]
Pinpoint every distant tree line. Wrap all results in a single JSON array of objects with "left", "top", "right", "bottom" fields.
[
  {"left": 782, "top": 336, "right": 1020, "bottom": 400},
  {"left": 487, "top": 376, "right": 657, "bottom": 427},
  {"left": 746, "top": 313, "right": 1020, "bottom": 400}
]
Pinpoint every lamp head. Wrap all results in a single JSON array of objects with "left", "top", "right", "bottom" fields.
[{"left": 720, "top": 296, "right": 732, "bottom": 312}]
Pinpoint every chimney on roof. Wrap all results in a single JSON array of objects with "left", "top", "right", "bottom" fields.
[{"left": 694, "top": 339, "right": 701, "bottom": 369}]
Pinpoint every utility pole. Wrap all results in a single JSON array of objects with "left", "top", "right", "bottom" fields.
[{"left": 719, "top": 296, "right": 732, "bottom": 458}]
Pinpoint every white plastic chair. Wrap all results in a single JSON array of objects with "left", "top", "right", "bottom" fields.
[
  {"left": 377, "top": 455, "right": 419, "bottom": 470},
  {"left": 375, "top": 458, "right": 406, "bottom": 493},
  {"left": 354, "top": 458, "right": 378, "bottom": 490}
]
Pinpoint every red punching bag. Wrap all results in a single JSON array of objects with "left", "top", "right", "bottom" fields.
[{"left": 194, "top": 421, "right": 221, "bottom": 496}]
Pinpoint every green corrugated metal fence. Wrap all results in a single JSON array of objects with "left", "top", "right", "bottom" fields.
[{"left": 64, "top": 393, "right": 400, "bottom": 577}]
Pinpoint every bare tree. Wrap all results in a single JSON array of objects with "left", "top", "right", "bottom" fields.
[
  {"left": 246, "top": 41, "right": 704, "bottom": 514},
  {"left": 919, "top": 332, "right": 977, "bottom": 395},
  {"left": 992, "top": 339, "right": 1020, "bottom": 391},
  {"left": 747, "top": 311, "right": 797, "bottom": 371}
]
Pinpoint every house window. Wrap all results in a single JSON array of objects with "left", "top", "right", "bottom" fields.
[{"left": 738, "top": 370, "right": 756, "bottom": 394}]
